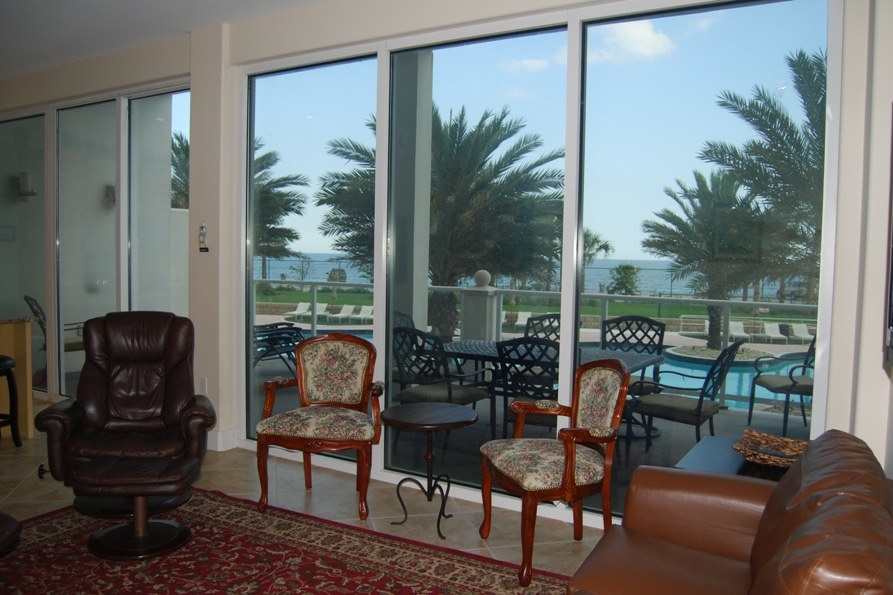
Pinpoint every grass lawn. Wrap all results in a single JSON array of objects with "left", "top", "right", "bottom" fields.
[{"left": 256, "top": 287, "right": 815, "bottom": 323}]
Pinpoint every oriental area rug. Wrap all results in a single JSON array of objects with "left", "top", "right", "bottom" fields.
[{"left": 0, "top": 490, "right": 568, "bottom": 594}]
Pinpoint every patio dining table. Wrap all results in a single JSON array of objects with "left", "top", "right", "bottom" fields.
[
  {"left": 443, "top": 339, "right": 665, "bottom": 440},
  {"left": 442, "top": 339, "right": 665, "bottom": 374}
]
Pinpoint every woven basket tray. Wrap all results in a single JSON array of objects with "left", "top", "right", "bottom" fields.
[{"left": 733, "top": 429, "right": 809, "bottom": 468}]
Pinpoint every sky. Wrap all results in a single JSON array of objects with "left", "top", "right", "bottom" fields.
[{"left": 195, "top": 0, "right": 827, "bottom": 261}]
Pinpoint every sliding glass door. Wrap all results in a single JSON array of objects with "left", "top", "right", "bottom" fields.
[{"left": 57, "top": 101, "right": 117, "bottom": 396}]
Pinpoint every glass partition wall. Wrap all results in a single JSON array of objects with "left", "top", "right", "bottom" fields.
[
  {"left": 0, "top": 116, "right": 46, "bottom": 390},
  {"left": 387, "top": 30, "right": 567, "bottom": 486},
  {"left": 54, "top": 92, "right": 191, "bottom": 396},
  {"left": 579, "top": 1, "right": 826, "bottom": 511},
  {"left": 57, "top": 101, "right": 118, "bottom": 395},
  {"left": 246, "top": 58, "right": 377, "bottom": 440},
  {"left": 243, "top": 0, "right": 828, "bottom": 514}
]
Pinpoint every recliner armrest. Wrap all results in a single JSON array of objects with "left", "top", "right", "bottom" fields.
[
  {"left": 623, "top": 466, "right": 775, "bottom": 562},
  {"left": 34, "top": 399, "right": 86, "bottom": 480},
  {"left": 180, "top": 394, "right": 217, "bottom": 460}
]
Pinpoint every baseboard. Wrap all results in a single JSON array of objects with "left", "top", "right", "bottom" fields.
[{"left": 208, "top": 426, "right": 238, "bottom": 451}]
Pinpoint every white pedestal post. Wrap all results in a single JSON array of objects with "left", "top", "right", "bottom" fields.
[{"left": 460, "top": 270, "right": 500, "bottom": 341}]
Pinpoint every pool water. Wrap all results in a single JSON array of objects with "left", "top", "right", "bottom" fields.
[{"left": 658, "top": 350, "right": 805, "bottom": 410}]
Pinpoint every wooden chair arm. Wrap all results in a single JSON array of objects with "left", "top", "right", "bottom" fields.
[
  {"left": 510, "top": 399, "right": 571, "bottom": 437},
  {"left": 369, "top": 380, "right": 384, "bottom": 444},
  {"left": 558, "top": 427, "right": 617, "bottom": 444},
  {"left": 261, "top": 376, "right": 300, "bottom": 419}
]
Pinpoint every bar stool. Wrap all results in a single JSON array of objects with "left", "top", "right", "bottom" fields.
[{"left": 0, "top": 355, "right": 22, "bottom": 447}]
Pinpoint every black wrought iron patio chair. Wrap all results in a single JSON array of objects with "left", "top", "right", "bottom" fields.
[
  {"left": 748, "top": 334, "right": 815, "bottom": 436},
  {"left": 635, "top": 339, "right": 744, "bottom": 450}
]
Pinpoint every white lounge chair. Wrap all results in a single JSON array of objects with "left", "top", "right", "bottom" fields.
[
  {"left": 729, "top": 321, "right": 750, "bottom": 342},
  {"left": 325, "top": 305, "right": 355, "bottom": 322},
  {"left": 679, "top": 319, "right": 708, "bottom": 338},
  {"left": 788, "top": 323, "right": 813, "bottom": 344},
  {"left": 758, "top": 322, "right": 788, "bottom": 344},
  {"left": 283, "top": 302, "right": 310, "bottom": 321},
  {"left": 299, "top": 303, "right": 328, "bottom": 321},
  {"left": 350, "top": 305, "right": 374, "bottom": 324},
  {"left": 513, "top": 312, "right": 532, "bottom": 331}
]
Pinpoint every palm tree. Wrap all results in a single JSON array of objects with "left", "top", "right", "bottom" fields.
[
  {"left": 642, "top": 169, "right": 762, "bottom": 349},
  {"left": 582, "top": 228, "right": 614, "bottom": 292},
  {"left": 317, "top": 106, "right": 564, "bottom": 340},
  {"left": 316, "top": 118, "right": 377, "bottom": 278},
  {"left": 699, "top": 49, "right": 826, "bottom": 303},
  {"left": 250, "top": 138, "right": 309, "bottom": 279},
  {"left": 170, "top": 132, "right": 189, "bottom": 209}
]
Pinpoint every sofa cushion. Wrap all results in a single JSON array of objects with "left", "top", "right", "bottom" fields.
[
  {"left": 751, "top": 494, "right": 893, "bottom": 594},
  {"left": 568, "top": 526, "right": 751, "bottom": 595},
  {"left": 751, "top": 429, "right": 891, "bottom": 578}
]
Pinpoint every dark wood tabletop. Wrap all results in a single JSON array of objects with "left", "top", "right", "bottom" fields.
[{"left": 380, "top": 402, "right": 478, "bottom": 432}]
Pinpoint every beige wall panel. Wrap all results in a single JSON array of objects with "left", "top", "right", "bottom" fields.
[{"left": 0, "top": 36, "right": 190, "bottom": 111}]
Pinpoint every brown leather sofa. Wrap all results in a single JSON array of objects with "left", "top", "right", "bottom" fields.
[{"left": 568, "top": 429, "right": 893, "bottom": 594}]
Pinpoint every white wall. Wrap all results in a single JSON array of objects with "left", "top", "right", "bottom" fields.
[{"left": 0, "top": 0, "right": 891, "bottom": 471}]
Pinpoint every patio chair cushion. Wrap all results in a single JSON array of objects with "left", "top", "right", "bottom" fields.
[
  {"left": 753, "top": 375, "right": 814, "bottom": 395},
  {"left": 396, "top": 383, "right": 490, "bottom": 406},
  {"left": 636, "top": 393, "right": 721, "bottom": 425}
]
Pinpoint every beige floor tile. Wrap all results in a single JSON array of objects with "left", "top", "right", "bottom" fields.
[{"left": 3, "top": 433, "right": 601, "bottom": 581}]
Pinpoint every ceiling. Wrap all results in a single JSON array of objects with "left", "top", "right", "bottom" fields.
[{"left": 0, "top": 0, "right": 318, "bottom": 81}]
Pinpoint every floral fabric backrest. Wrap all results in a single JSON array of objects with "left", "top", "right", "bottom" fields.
[
  {"left": 574, "top": 364, "right": 624, "bottom": 430},
  {"left": 298, "top": 338, "right": 373, "bottom": 406}
]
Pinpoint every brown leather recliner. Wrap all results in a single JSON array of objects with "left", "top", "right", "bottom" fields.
[{"left": 35, "top": 311, "right": 216, "bottom": 560}]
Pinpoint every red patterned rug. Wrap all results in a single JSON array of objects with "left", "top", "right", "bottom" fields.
[{"left": 0, "top": 490, "right": 568, "bottom": 594}]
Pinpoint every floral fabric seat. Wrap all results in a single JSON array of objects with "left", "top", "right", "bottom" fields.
[
  {"left": 480, "top": 435, "right": 610, "bottom": 491},
  {"left": 256, "top": 406, "right": 375, "bottom": 441}
]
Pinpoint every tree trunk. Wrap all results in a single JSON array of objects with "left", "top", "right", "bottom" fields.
[
  {"left": 706, "top": 306, "right": 723, "bottom": 350},
  {"left": 429, "top": 291, "right": 458, "bottom": 343}
]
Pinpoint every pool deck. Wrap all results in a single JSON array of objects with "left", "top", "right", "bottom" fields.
[{"left": 256, "top": 313, "right": 805, "bottom": 357}]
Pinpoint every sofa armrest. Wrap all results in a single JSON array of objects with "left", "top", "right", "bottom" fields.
[{"left": 623, "top": 466, "right": 776, "bottom": 561}]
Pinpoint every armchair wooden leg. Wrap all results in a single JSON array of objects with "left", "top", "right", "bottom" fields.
[
  {"left": 256, "top": 438, "right": 269, "bottom": 513},
  {"left": 600, "top": 458, "right": 613, "bottom": 533},
  {"left": 572, "top": 500, "right": 583, "bottom": 540},
  {"left": 479, "top": 458, "right": 492, "bottom": 539},
  {"left": 302, "top": 452, "right": 313, "bottom": 489},
  {"left": 357, "top": 446, "right": 371, "bottom": 521},
  {"left": 518, "top": 493, "right": 537, "bottom": 587}
]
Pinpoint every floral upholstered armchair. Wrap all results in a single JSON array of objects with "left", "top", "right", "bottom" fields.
[
  {"left": 256, "top": 333, "right": 382, "bottom": 520},
  {"left": 479, "top": 358, "right": 630, "bottom": 587}
]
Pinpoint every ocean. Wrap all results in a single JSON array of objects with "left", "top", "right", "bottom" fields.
[{"left": 254, "top": 254, "right": 785, "bottom": 298}]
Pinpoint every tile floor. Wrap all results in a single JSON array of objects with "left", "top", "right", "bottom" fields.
[
  {"left": 2, "top": 392, "right": 809, "bottom": 582},
  {"left": 0, "top": 398, "right": 602, "bottom": 581}
]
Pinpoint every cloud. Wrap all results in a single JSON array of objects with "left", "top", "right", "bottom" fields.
[
  {"left": 688, "top": 16, "right": 716, "bottom": 34},
  {"left": 506, "top": 87, "right": 539, "bottom": 101},
  {"left": 588, "top": 20, "right": 676, "bottom": 63},
  {"left": 500, "top": 58, "right": 550, "bottom": 73}
]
